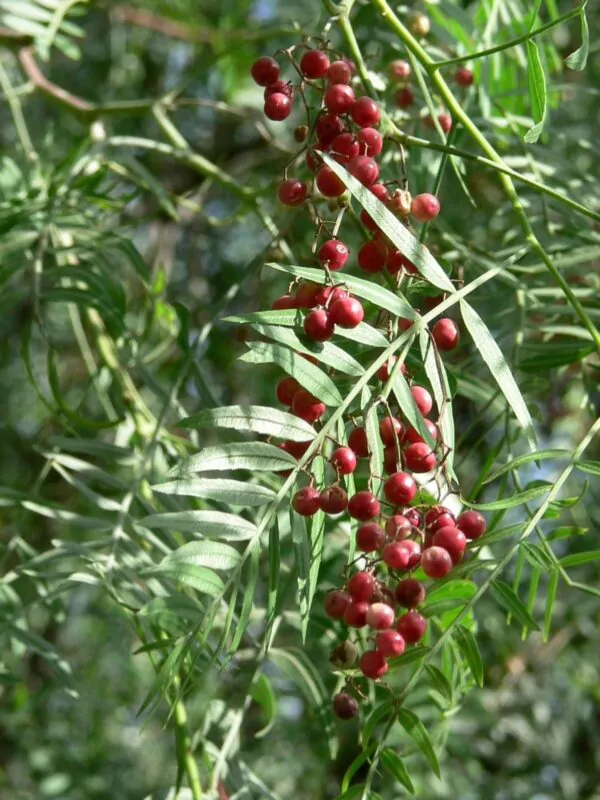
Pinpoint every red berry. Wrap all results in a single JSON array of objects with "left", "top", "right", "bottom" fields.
[
  {"left": 359, "top": 649, "right": 388, "bottom": 679},
  {"left": 344, "top": 600, "right": 369, "bottom": 628},
  {"left": 349, "top": 492, "right": 381, "bottom": 521},
  {"left": 396, "top": 610, "right": 427, "bottom": 643},
  {"left": 366, "top": 602, "right": 395, "bottom": 630},
  {"left": 404, "top": 509, "right": 422, "bottom": 529},
  {"left": 361, "top": 183, "right": 389, "bottom": 231},
  {"left": 411, "top": 193, "right": 441, "bottom": 223},
  {"left": 316, "top": 166, "right": 346, "bottom": 197},
  {"left": 356, "top": 522, "right": 386, "bottom": 551},
  {"left": 304, "top": 309, "right": 334, "bottom": 342},
  {"left": 330, "top": 133, "right": 360, "bottom": 164},
  {"left": 395, "top": 578, "right": 426, "bottom": 608},
  {"left": 331, "top": 446, "right": 357, "bottom": 475},
  {"left": 425, "top": 507, "right": 452, "bottom": 527},
  {"left": 421, "top": 545, "right": 454, "bottom": 577},
  {"left": 327, "top": 60, "right": 352, "bottom": 84},
  {"left": 404, "top": 442, "right": 437, "bottom": 473},
  {"left": 388, "top": 60, "right": 411, "bottom": 81},
  {"left": 384, "top": 472, "right": 417, "bottom": 506},
  {"left": 315, "top": 113, "right": 346, "bottom": 145},
  {"left": 324, "top": 589, "right": 351, "bottom": 619},
  {"left": 403, "top": 539, "right": 422, "bottom": 569},
  {"left": 405, "top": 419, "right": 438, "bottom": 444},
  {"left": 325, "top": 83, "right": 356, "bottom": 114},
  {"left": 377, "top": 355, "right": 407, "bottom": 382},
  {"left": 251, "top": 56, "right": 280, "bottom": 87},
  {"left": 455, "top": 67, "right": 474, "bottom": 87},
  {"left": 429, "top": 512, "right": 456, "bottom": 533},
  {"left": 379, "top": 417, "right": 404, "bottom": 446},
  {"left": 385, "top": 514, "right": 412, "bottom": 540},
  {"left": 333, "top": 693, "right": 359, "bottom": 720},
  {"left": 300, "top": 49, "right": 330, "bottom": 79},
  {"left": 264, "top": 93, "right": 292, "bottom": 121},
  {"left": 317, "top": 285, "right": 348, "bottom": 306},
  {"left": 292, "top": 389, "right": 326, "bottom": 423},
  {"left": 319, "top": 486, "right": 348, "bottom": 515},
  {"left": 457, "top": 510, "right": 487, "bottom": 540},
  {"left": 382, "top": 541, "right": 411, "bottom": 570},
  {"left": 347, "top": 155, "right": 379, "bottom": 186},
  {"left": 432, "top": 318, "right": 460, "bottom": 351},
  {"left": 278, "top": 179, "right": 307, "bottom": 207},
  {"left": 271, "top": 294, "right": 296, "bottom": 310},
  {"left": 411, "top": 385, "right": 433, "bottom": 417},
  {"left": 276, "top": 376, "right": 300, "bottom": 406},
  {"left": 347, "top": 571, "right": 376, "bottom": 602},
  {"left": 295, "top": 280, "right": 322, "bottom": 309},
  {"left": 383, "top": 445, "right": 399, "bottom": 475},
  {"left": 293, "top": 486, "right": 321, "bottom": 516},
  {"left": 432, "top": 526, "right": 467, "bottom": 564},
  {"left": 306, "top": 144, "right": 327, "bottom": 172},
  {"left": 358, "top": 240, "right": 388, "bottom": 273},
  {"left": 330, "top": 296, "right": 364, "bottom": 329},
  {"left": 395, "top": 87, "right": 415, "bottom": 109},
  {"left": 283, "top": 440, "right": 312, "bottom": 459},
  {"left": 357, "top": 127, "right": 383, "bottom": 157},
  {"left": 317, "top": 239, "right": 350, "bottom": 271},
  {"left": 351, "top": 97, "right": 381, "bottom": 128},
  {"left": 264, "top": 80, "right": 293, "bottom": 100},
  {"left": 348, "top": 427, "right": 369, "bottom": 458},
  {"left": 387, "top": 250, "right": 417, "bottom": 276},
  {"left": 376, "top": 630, "right": 406, "bottom": 658}
]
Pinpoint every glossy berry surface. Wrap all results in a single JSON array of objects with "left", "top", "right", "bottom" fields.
[
  {"left": 304, "top": 309, "right": 334, "bottom": 342},
  {"left": 395, "top": 578, "right": 426, "bottom": 608},
  {"left": 327, "top": 60, "right": 352, "bottom": 84},
  {"left": 292, "top": 389, "right": 326, "bottom": 422},
  {"left": 330, "top": 133, "right": 360, "bottom": 163},
  {"left": 411, "top": 385, "right": 433, "bottom": 417},
  {"left": 457, "top": 510, "right": 487, "bottom": 540},
  {"left": 347, "top": 155, "right": 379, "bottom": 186},
  {"left": 278, "top": 179, "right": 307, "bottom": 206},
  {"left": 379, "top": 417, "right": 404, "bottom": 446},
  {"left": 251, "top": 56, "right": 280, "bottom": 86},
  {"left": 349, "top": 492, "right": 381, "bottom": 521},
  {"left": 329, "top": 296, "right": 364, "bottom": 328},
  {"left": 455, "top": 67, "right": 474, "bottom": 87},
  {"left": 384, "top": 472, "right": 417, "bottom": 506},
  {"left": 385, "top": 514, "right": 412, "bottom": 540},
  {"left": 395, "top": 87, "right": 415, "bottom": 108},
  {"left": 376, "top": 630, "right": 406, "bottom": 658},
  {"left": 295, "top": 281, "right": 321, "bottom": 308},
  {"left": 432, "top": 526, "right": 467, "bottom": 564},
  {"left": 358, "top": 240, "right": 388, "bottom": 273},
  {"left": 406, "top": 419, "right": 438, "bottom": 444},
  {"left": 344, "top": 600, "right": 369, "bottom": 628},
  {"left": 264, "top": 93, "right": 292, "bottom": 121},
  {"left": 351, "top": 97, "right": 381, "bottom": 127},
  {"left": 356, "top": 522, "right": 386, "bottom": 551},
  {"left": 348, "top": 427, "right": 369, "bottom": 458},
  {"left": 358, "top": 127, "right": 383, "bottom": 157},
  {"left": 276, "top": 376, "right": 300, "bottom": 406},
  {"left": 292, "top": 487, "right": 321, "bottom": 516},
  {"left": 347, "top": 571, "right": 375, "bottom": 602},
  {"left": 319, "top": 486, "right": 348, "bottom": 515},
  {"left": 404, "top": 442, "right": 437, "bottom": 473},
  {"left": 333, "top": 693, "right": 359, "bottom": 720},
  {"left": 317, "top": 239, "right": 349, "bottom": 270},
  {"left": 330, "top": 446, "right": 357, "bottom": 475},
  {"left": 264, "top": 80, "right": 293, "bottom": 100},
  {"left": 272, "top": 294, "right": 296, "bottom": 311},
  {"left": 411, "top": 193, "right": 441, "bottom": 222},
  {"left": 324, "top": 589, "right": 351, "bottom": 619},
  {"left": 421, "top": 545, "right": 454, "bottom": 578},
  {"left": 300, "top": 49, "right": 330, "bottom": 78},
  {"left": 366, "top": 602, "right": 395, "bottom": 630},
  {"left": 316, "top": 166, "right": 346, "bottom": 197},
  {"left": 382, "top": 541, "right": 411, "bottom": 570},
  {"left": 359, "top": 649, "right": 388, "bottom": 679},
  {"left": 387, "top": 59, "right": 411, "bottom": 81},
  {"left": 315, "top": 113, "right": 345, "bottom": 145},
  {"left": 432, "top": 318, "right": 460, "bottom": 351},
  {"left": 325, "top": 83, "right": 355, "bottom": 114},
  {"left": 396, "top": 611, "right": 427, "bottom": 644}
]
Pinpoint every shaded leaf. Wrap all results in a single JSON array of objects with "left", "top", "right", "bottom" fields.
[
  {"left": 454, "top": 626, "right": 484, "bottom": 687},
  {"left": 565, "top": 6, "right": 589, "bottom": 70},
  {"left": 491, "top": 579, "right": 540, "bottom": 631},
  {"left": 380, "top": 749, "right": 415, "bottom": 794},
  {"left": 397, "top": 708, "right": 441, "bottom": 778}
]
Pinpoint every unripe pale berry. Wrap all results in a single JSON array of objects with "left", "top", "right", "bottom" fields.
[
  {"left": 276, "top": 376, "right": 300, "bottom": 406},
  {"left": 404, "top": 442, "right": 437, "bottom": 473},
  {"left": 324, "top": 589, "right": 352, "bottom": 619},
  {"left": 384, "top": 472, "right": 417, "bottom": 506},
  {"left": 347, "top": 155, "right": 379, "bottom": 186},
  {"left": 317, "top": 238, "right": 349, "bottom": 271},
  {"left": 300, "top": 49, "right": 330, "bottom": 79},
  {"left": 333, "top": 692, "right": 359, "bottom": 720},
  {"left": 351, "top": 96, "right": 381, "bottom": 127},
  {"left": 433, "top": 318, "right": 460, "bottom": 351},
  {"left": 344, "top": 599, "right": 369, "bottom": 628},
  {"left": 385, "top": 514, "right": 412, "bottom": 540},
  {"left": 421, "top": 545, "right": 454, "bottom": 578},
  {"left": 325, "top": 83, "right": 356, "bottom": 114},
  {"left": 348, "top": 427, "right": 369, "bottom": 458},
  {"left": 292, "top": 389, "right": 326, "bottom": 422},
  {"left": 264, "top": 93, "right": 292, "bottom": 121},
  {"left": 411, "top": 193, "right": 441, "bottom": 223},
  {"left": 349, "top": 492, "right": 381, "bottom": 521},
  {"left": 457, "top": 510, "right": 487, "bottom": 540},
  {"left": 408, "top": 11, "right": 431, "bottom": 38},
  {"left": 329, "top": 296, "right": 364, "bottom": 328},
  {"left": 366, "top": 602, "right": 395, "bottom": 630},
  {"left": 395, "top": 87, "right": 415, "bottom": 109},
  {"left": 379, "top": 416, "right": 404, "bottom": 446},
  {"left": 387, "top": 59, "right": 411, "bottom": 82},
  {"left": 316, "top": 166, "right": 346, "bottom": 198},
  {"left": 278, "top": 179, "right": 307, "bottom": 207},
  {"left": 376, "top": 630, "right": 406, "bottom": 658},
  {"left": 396, "top": 610, "right": 427, "bottom": 643},
  {"left": 347, "top": 571, "right": 376, "bottom": 602},
  {"left": 315, "top": 113, "right": 345, "bottom": 145},
  {"left": 432, "top": 526, "right": 467, "bottom": 565},
  {"left": 251, "top": 56, "right": 280, "bottom": 86},
  {"left": 395, "top": 578, "right": 426, "bottom": 608},
  {"left": 327, "top": 60, "right": 352, "bottom": 84},
  {"left": 304, "top": 309, "right": 334, "bottom": 342},
  {"left": 411, "top": 385, "right": 433, "bottom": 417},
  {"left": 292, "top": 486, "right": 321, "bottom": 516},
  {"left": 359, "top": 649, "right": 388, "bottom": 679},
  {"left": 330, "top": 446, "right": 357, "bottom": 475},
  {"left": 319, "top": 486, "right": 348, "bottom": 515},
  {"left": 356, "top": 522, "right": 386, "bottom": 552},
  {"left": 358, "top": 240, "right": 388, "bottom": 273}
]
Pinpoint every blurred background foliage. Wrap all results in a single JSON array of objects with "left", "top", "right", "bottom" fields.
[{"left": 0, "top": 0, "right": 599, "bottom": 798}]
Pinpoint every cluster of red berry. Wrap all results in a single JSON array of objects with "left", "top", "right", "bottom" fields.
[{"left": 250, "top": 40, "right": 484, "bottom": 721}]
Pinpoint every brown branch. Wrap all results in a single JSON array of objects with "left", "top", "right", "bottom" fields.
[
  {"left": 111, "top": 5, "right": 213, "bottom": 44},
  {"left": 18, "top": 45, "right": 93, "bottom": 115}
]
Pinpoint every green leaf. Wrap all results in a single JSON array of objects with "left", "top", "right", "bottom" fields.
[
  {"left": 362, "top": 698, "right": 394, "bottom": 747},
  {"left": 491, "top": 579, "right": 540, "bottom": 631},
  {"left": 387, "top": 645, "right": 429, "bottom": 671},
  {"left": 524, "top": 41, "right": 547, "bottom": 143},
  {"left": 267, "top": 262, "right": 416, "bottom": 320},
  {"left": 574, "top": 460, "right": 600, "bottom": 477},
  {"left": 559, "top": 550, "right": 600, "bottom": 568},
  {"left": 365, "top": 402, "right": 384, "bottom": 496},
  {"left": 546, "top": 525, "right": 587, "bottom": 542},
  {"left": 168, "top": 442, "right": 296, "bottom": 476},
  {"left": 391, "top": 369, "right": 436, "bottom": 449},
  {"left": 223, "top": 309, "right": 300, "bottom": 326},
  {"left": 322, "top": 155, "right": 455, "bottom": 293},
  {"left": 145, "top": 562, "right": 224, "bottom": 596},
  {"left": 7, "top": 625, "right": 77, "bottom": 696},
  {"left": 380, "top": 749, "right": 415, "bottom": 794},
  {"left": 425, "top": 665, "right": 453, "bottom": 704},
  {"left": 396, "top": 708, "right": 441, "bottom": 778},
  {"left": 178, "top": 405, "right": 317, "bottom": 442},
  {"left": 292, "top": 511, "right": 311, "bottom": 642},
  {"left": 152, "top": 478, "right": 276, "bottom": 506},
  {"left": 335, "top": 320, "right": 390, "bottom": 348},
  {"left": 240, "top": 341, "right": 342, "bottom": 405},
  {"left": 229, "top": 546, "right": 259, "bottom": 655},
  {"left": 460, "top": 300, "right": 536, "bottom": 450},
  {"left": 454, "top": 626, "right": 484, "bottom": 687},
  {"left": 305, "top": 457, "right": 326, "bottom": 642},
  {"left": 163, "top": 541, "right": 241, "bottom": 571},
  {"left": 484, "top": 449, "right": 570, "bottom": 484},
  {"left": 565, "top": 7, "right": 589, "bottom": 70},
  {"left": 138, "top": 510, "right": 257, "bottom": 540},
  {"left": 341, "top": 744, "right": 378, "bottom": 795},
  {"left": 464, "top": 483, "right": 551, "bottom": 510},
  {"left": 544, "top": 570, "right": 559, "bottom": 642},
  {"left": 251, "top": 672, "right": 277, "bottom": 738},
  {"left": 419, "top": 330, "right": 455, "bottom": 474}
]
